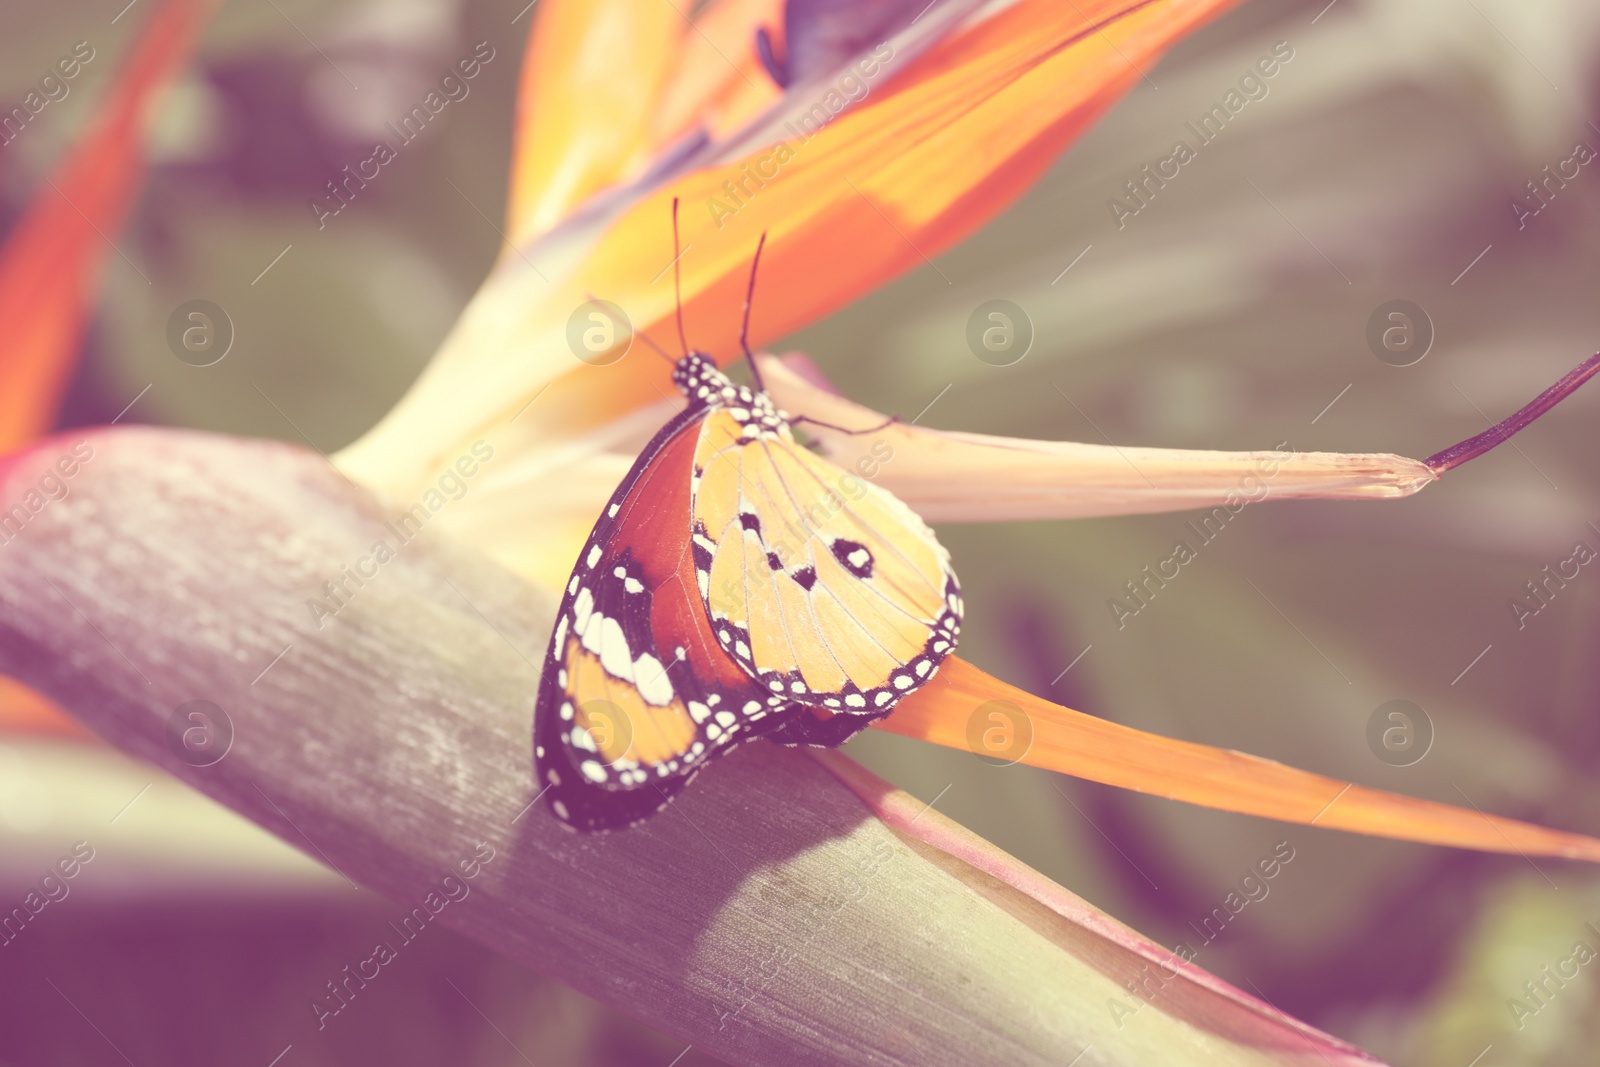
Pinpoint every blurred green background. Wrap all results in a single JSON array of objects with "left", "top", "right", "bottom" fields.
[{"left": 3, "top": 0, "right": 1600, "bottom": 1064}]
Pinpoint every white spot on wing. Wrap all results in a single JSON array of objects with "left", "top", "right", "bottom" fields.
[
  {"left": 572, "top": 587, "right": 595, "bottom": 636},
  {"left": 633, "top": 654, "right": 673, "bottom": 705},
  {"left": 585, "top": 615, "right": 633, "bottom": 680}
]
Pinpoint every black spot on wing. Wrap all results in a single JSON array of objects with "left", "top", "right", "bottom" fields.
[
  {"left": 691, "top": 521, "right": 714, "bottom": 574},
  {"left": 830, "top": 538, "right": 874, "bottom": 578},
  {"left": 791, "top": 566, "right": 817, "bottom": 590}
]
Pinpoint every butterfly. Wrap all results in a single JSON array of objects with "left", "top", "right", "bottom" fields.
[{"left": 534, "top": 209, "right": 962, "bottom": 831}]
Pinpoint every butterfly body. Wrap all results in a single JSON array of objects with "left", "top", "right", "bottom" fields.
[{"left": 535, "top": 352, "right": 961, "bottom": 831}]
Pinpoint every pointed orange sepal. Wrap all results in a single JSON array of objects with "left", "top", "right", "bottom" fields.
[
  {"left": 0, "top": 0, "right": 214, "bottom": 454},
  {"left": 881, "top": 657, "right": 1600, "bottom": 862}
]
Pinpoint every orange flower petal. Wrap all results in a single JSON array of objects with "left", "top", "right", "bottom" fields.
[
  {"left": 883, "top": 658, "right": 1600, "bottom": 862},
  {"left": 345, "top": 0, "right": 1256, "bottom": 582},
  {"left": 341, "top": 0, "right": 1246, "bottom": 500},
  {"left": 549, "top": 0, "right": 1250, "bottom": 436},
  {"left": 0, "top": 0, "right": 212, "bottom": 454},
  {"left": 506, "top": 0, "right": 687, "bottom": 245}
]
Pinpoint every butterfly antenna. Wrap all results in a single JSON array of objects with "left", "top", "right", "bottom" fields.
[
  {"left": 741, "top": 232, "right": 769, "bottom": 393},
  {"left": 671, "top": 197, "right": 689, "bottom": 358}
]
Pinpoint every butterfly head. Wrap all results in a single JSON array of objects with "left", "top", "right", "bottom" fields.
[
  {"left": 670, "top": 349, "right": 787, "bottom": 434},
  {"left": 672, "top": 350, "right": 729, "bottom": 405}
]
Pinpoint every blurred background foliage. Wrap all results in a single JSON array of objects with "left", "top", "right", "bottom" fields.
[{"left": 2, "top": 0, "right": 1600, "bottom": 1064}]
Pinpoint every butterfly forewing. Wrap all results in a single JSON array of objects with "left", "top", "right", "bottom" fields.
[{"left": 534, "top": 407, "right": 792, "bottom": 831}]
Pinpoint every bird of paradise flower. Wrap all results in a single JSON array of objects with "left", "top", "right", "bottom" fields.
[{"left": 3, "top": 0, "right": 1599, "bottom": 1064}]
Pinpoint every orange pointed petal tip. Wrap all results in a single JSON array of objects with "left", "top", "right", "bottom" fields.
[
  {"left": 882, "top": 657, "right": 1600, "bottom": 863},
  {"left": 0, "top": 0, "right": 214, "bottom": 455}
]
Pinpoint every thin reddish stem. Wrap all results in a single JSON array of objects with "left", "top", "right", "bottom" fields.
[{"left": 1425, "top": 351, "right": 1600, "bottom": 474}]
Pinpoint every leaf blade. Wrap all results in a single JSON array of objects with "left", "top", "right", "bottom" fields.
[{"left": 0, "top": 425, "right": 1388, "bottom": 1067}]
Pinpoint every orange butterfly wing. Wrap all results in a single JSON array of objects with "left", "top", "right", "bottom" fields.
[{"left": 534, "top": 405, "right": 809, "bottom": 831}]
